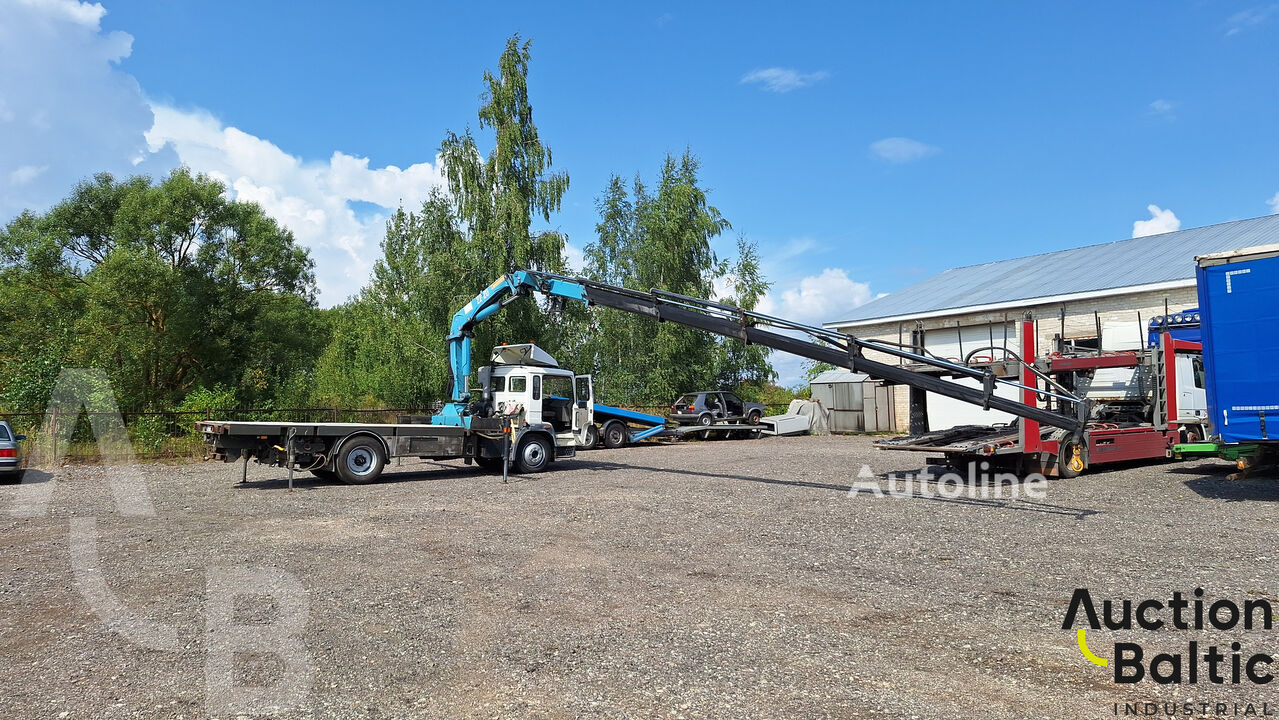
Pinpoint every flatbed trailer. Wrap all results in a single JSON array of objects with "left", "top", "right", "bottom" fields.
[
  {"left": 665, "top": 420, "right": 768, "bottom": 439},
  {"left": 586, "top": 403, "right": 668, "bottom": 448},
  {"left": 875, "top": 320, "right": 1206, "bottom": 477}
]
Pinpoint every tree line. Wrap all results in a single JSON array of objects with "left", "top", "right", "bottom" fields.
[{"left": 0, "top": 36, "right": 783, "bottom": 419}]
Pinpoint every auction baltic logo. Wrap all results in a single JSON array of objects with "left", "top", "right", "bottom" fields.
[{"left": 1064, "top": 588, "right": 1275, "bottom": 716}]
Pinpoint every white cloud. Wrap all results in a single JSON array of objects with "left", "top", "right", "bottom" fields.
[
  {"left": 739, "top": 67, "right": 830, "bottom": 93},
  {"left": 869, "top": 137, "right": 940, "bottom": 164},
  {"left": 1132, "top": 204, "right": 1181, "bottom": 237},
  {"left": 563, "top": 241, "right": 585, "bottom": 273},
  {"left": 757, "top": 268, "right": 875, "bottom": 387},
  {"left": 9, "top": 165, "right": 48, "bottom": 186},
  {"left": 0, "top": 0, "right": 172, "bottom": 222},
  {"left": 1149, "top": 99, "right": 1175, "bottom": 118},
  {"left": 1268, "top": 192, "right": 1279, "bottom": 214},
  {"left": 1226, "top": 4, "right": 1278, "bottom": 35},
  {"left": 759, "top": 268, "right": 873, "bottom": 328},
  {"left": 17, "top": 0, "right": 107, "bottom": 27},
  {"left": 145, "top": 105, "right": 446, "bottom": 303}
]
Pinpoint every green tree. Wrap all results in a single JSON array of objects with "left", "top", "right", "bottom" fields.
[
  {"left": 714, "top": 236, "right": 776, "bottom": 391},
  {"left": 437, "top": 34, "right": 570, "bottom": 367},
  {"left": 579, "top": 151, "right": 775, "bottom": 405},
  {"left": 313, "top": 192, "right": 465, "bottom": 407},
  {"left": 0, "top": 169, "right": 321, "bottom": 413}
]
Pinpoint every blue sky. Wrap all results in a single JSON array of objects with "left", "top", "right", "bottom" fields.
[{"left": 3, "top": 0, "right": 1278, "bottom": 384}]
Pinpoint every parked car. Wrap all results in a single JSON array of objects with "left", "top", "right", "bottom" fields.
[
  {"left": 0, "top": 420, "right": 26, "bottom": 480},
  {"left": 669, "top": 391, "right": 766, "bottom": 426}
]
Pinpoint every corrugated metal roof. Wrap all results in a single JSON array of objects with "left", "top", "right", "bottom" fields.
[
  {"left": 810, "top": 369, "right": 869, "bottom": 384},
  {"left": 827, "top": 214, "right": 1279, "bottom": 326}
]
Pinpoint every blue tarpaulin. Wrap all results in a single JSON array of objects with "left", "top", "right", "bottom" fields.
[{"left": 1196, "top": 246, "right": 1279, "bottom": 444}]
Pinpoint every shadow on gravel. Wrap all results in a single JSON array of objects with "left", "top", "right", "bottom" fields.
[
  {"left": 1182, "top": 475, "right": 1279, "bottom": 502},
  {"left": 0, "top": 469, "right": 52, "bottom": 485},
  {"left": 572, "top": 459, "right": 1101, "bottom": 519},
  {"left": 230, "top": 460, "right": 496, "bottom": 491}
]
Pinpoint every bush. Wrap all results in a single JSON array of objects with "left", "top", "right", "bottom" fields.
[
  {"left": 129, "top": 414, "right": 170, "bottom": 453},
  {"left": 176, "top": 386, "right": 238, "bottom": 415}
]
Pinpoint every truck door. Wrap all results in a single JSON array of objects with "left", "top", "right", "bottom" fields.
[
  {"left": 1174, "top": 354, "right": 1207, "bottom": 420},
  {"left": 528, "top": 373, "right": 543, "bottom": 424},
  {"left": 573, "top": 375, "right": 594, "bottom": 445}
]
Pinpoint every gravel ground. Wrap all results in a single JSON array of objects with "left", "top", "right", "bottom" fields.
[{"left": 0, "top": 434, "right": 1276, "bottom": 719}]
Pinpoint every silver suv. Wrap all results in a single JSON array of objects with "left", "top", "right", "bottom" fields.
[{"left": 0, "top": 420, "right": 26, "bottom": 479}]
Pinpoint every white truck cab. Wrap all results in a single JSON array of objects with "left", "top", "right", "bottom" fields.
[{"left": 484, "top": 344, "right": 595, "bottom": 450}]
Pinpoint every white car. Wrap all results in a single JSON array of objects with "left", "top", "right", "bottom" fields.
[{"left": 0, "top": 420, "right": 25, "bottom": 479}]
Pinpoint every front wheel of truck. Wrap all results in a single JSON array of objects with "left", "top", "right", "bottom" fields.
[{"left": 514, "top": 435, "right": 552, "bottom": 473}]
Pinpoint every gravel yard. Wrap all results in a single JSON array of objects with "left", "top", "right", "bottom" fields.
[{"left": 1, "top": 434, "right": 1276, "bottom": 719}]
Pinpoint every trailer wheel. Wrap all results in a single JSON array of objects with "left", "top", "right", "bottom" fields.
[
  {"left": 514, "top": 435, "right": 552, "bottom": 473},
  {"left": 336, "top": 438, "right": 385, "bottom": 484},
  {"left": 1056, "top": 435, "right": 1086, "bottom": 479},
  {"left": 583, "top": 424, "right": 600, "bottom": 449},
  {"left": 602, "top": 421, "right": 628, "bottom": 448}
]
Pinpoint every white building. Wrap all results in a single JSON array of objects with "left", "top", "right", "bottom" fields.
[{"left": 823, "top": 215, "right": 1279, "bottom": 432}]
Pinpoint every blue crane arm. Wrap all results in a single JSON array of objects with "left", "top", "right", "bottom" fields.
[{"left": 435, "top": 271, "right": 587, "bottom": 426}]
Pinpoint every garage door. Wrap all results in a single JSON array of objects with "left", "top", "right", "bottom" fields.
[{"left": 923, "top": 323, "right": 1018, "bottom": 431}]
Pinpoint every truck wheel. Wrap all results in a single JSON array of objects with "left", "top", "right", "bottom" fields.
[
  {"left": 583, "top": 424, "right": 600, "bottom": 449},
  {"left": 515, "top": 435, "right": 552, "bottom": 473},
  {"left": 696, "top": 413, "right": 713, "bottom": 427},
  {"left": 602, "top": 421, "right": 628, "bottom": 448},
  {"left": 1056, "top": 434, "right": 1085, "bottom": 479},
  {"left": 336, "top": 438, "right": 385, "bottom": 484}
]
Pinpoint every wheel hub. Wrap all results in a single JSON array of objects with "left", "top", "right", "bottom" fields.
[
  {"left": 523, "top": 442, "right": 545, "bottom": 467},
  {"left": 346, "top": 447, "right": 376, "bottom": 476}
]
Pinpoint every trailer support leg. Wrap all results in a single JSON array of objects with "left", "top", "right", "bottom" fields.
[
  {"left": 241, "top": 454, "right": 248, "bottom": 484},
  {"left": 286, "top": 427, "right": 295, "bottom": 492}
]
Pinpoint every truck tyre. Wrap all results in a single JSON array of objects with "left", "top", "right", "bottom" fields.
[
  {"left": 1055, "top": 432, "right": 1086, "bottom": 479},
  {"left": 583, "top": 424, "right": 600, "bottom": 450},
  {"left": 514, "top": 435, "right": 552, "bottom": 473},
  {"left": 602, "top": 421, "right": 628, "bottom": 448},
  {"left": 336, "top": 438, "right": 385, "bottom": 484}
]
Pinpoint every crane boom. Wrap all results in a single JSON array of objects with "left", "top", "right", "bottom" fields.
[{"left": 434, "top": 269, "right": 1089, "bottom": 433}]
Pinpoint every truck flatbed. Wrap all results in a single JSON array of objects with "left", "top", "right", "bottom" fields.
[{"left": 198, "top": 421, "right": 465, "bottom": 437}]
